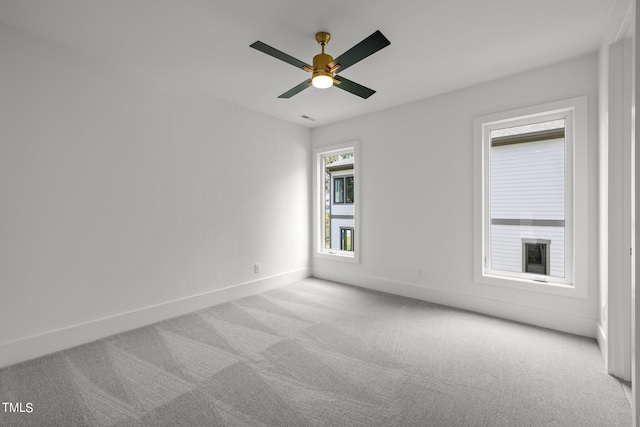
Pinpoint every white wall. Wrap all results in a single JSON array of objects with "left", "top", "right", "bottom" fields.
[
  {"left": 0, "top": 25, "right": 311, "bottom": 367},
  {"left": 311, "top": 53, "right": 600, "bottom": 337}
]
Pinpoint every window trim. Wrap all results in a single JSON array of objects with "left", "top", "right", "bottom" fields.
[
  {"left": 473, "top": 97, "right": 588, "bottom": 298},
  {"left": 313, "top": 141, "right": 360, "bottom": 263}
]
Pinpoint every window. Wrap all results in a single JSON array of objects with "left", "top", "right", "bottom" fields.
[
  {"left": 334, "top": 177, "right": 345, "bottom": 203},
  {"left": 340, "top": 228, "right": 354, "bottom": 251},
  {"left": 314, "top": 141, "right": 360, "bottom": 262},
  {"left": 345, "top": 176, "right": 354, "bottom": 203},
  {"left": 522, "top": 239, "right": 550, "bottom": 275},
  {"left": 333, "top": 176, "right": 354, "bottom": 204},
  {"left": 473, "top": 97, "right": 588, "bottom": 297}
]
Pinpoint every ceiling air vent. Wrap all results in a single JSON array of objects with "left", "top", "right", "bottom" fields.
[{"left": 300, "top": 115, "right": 316, "bottom": 121}]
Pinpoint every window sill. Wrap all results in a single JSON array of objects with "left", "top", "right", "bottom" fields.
[
  {"left": 315, "top": 250, "right": 359, "bottom": 264},
  {"left": 475, "top": 272, "right": 584, "bottom": 299}
]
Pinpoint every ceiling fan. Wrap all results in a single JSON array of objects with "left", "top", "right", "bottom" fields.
[{"left": 250, "top": 30, "right": 390, "bottom": 99}]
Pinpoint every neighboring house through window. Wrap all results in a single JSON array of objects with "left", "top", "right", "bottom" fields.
[
  {"left": 328, "top": 157, "right": 354, "bottom": 251},
  {"left": 489, "top": 118, "right": 567, "bottom": 280}
]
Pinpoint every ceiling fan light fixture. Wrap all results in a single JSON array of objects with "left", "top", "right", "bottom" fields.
[{"left": 312, "top": 71, "right": 334, "bottom": 89}]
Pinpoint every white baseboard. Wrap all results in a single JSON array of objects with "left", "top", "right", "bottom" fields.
[
  {"left": 312, "top": 267, "right": 597, "bottom": 338},
  {"left": 0, "top": 268, "right": 310, "bottom": 369}
]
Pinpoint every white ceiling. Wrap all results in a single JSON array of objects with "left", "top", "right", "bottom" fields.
[{"left": 0, "top": 0, "right": 617, "bottom": 127}]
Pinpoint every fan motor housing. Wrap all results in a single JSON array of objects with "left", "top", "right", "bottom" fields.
[{"left": 313, "top": 52, "right": 333, "bottom": 70}]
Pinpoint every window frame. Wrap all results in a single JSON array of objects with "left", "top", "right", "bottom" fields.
[
  {"left": 313, "top": 141, "right": 360, "bottom": 263},
  {"left": 473, "top": 97, "right": 588, "bottom": 298}
]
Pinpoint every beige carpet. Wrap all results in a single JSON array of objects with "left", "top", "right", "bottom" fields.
[{"left": 0, "top": 278, "right": 631, "bottom": 426}]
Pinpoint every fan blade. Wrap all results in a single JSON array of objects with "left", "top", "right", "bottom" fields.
[
  {"left": 278, "top": 79, "right": 312, "bottom": 98},
  {"left": 327, "top": 30, "right": 390, "bottom": 73},
  {"left": 250, "top": 41, "right": 312, "bottom": 71},
  {"left": 333, "top": 76, "right": 376, "bottom": 99}
]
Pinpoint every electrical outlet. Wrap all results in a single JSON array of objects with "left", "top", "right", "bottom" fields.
[
  {"left": 418, "top": 268, "right": 423, "bottom": 278},
  {"left": 254, "top": 263, "right": 260, "bottom": 274}
]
